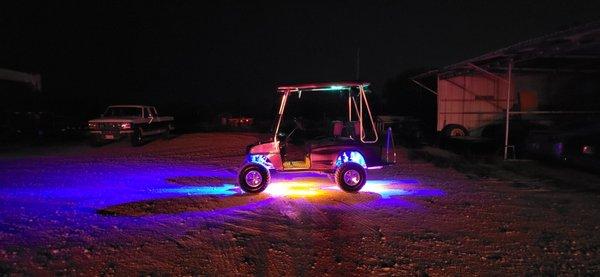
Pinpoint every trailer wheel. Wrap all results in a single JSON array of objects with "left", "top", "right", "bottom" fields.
[
  {"left": 442, "top": 124, "right": 468, "bottom": 138},
  {"left": 238, "top": 164, "right": 270, "bottom": 193},
  {"left": 335, "top": 162, "right": 366, "bottom": 192}
]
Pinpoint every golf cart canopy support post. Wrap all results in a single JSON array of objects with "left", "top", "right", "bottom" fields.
[{"left": 273, "top": 82, "right": 379, "bottom": 144}]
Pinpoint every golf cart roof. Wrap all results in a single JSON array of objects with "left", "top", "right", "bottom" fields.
[{"left": 277, "top": 81, "right": 370, "bottom": 92}]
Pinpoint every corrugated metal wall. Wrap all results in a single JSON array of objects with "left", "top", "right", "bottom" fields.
[{"left": 437, "top": 74, "right": 515, "bottom": 131}]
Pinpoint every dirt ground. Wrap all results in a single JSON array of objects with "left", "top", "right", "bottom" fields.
[{"left": 1, "top": 133, "right": 599, "bottom": 275}]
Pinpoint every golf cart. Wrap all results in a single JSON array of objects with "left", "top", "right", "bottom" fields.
[{"left": 238, "top": 82, "right": 396, "bottom": 193}]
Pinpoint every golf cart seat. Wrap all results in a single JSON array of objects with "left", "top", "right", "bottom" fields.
[
  {"left": 345, "top": 121, "right": 361, "bottom": 138},
  {"left": 332, "top": 120, "right": 360, "bottom": 138},
  {"left": 332, "top": 120, "right": 343, "bottom": 137}
]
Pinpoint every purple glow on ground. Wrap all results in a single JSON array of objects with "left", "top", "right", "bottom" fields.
[{"left": 0, "top": 157, "right": 445, "bottom": 245}]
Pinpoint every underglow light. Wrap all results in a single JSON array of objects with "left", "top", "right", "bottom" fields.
[
  {"left": 248, "top": 155, "right": 274, "bottom": 169},
  {"left": 322, "top": 182, "right": 407, "bottom": 199},
  {"left": 361, "top": 181, "right": 408, "bottom": 199},
  {"left": 157, "top": 184, "right": 238, "bottom": 196},
  {"left": 335, "top": 151, "right": 367, "bottom": 168},
  {"left": 265, "top": 181, "right": 323, "bottom": 197}
]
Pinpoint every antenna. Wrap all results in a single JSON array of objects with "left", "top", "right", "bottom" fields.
[{"left": 355, "top": 47, "right": 360, "bottom": 80}]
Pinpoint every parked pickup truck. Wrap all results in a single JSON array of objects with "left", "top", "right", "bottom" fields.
[{"left": 88, "top": 105, "right": 174, "bottom": 146}]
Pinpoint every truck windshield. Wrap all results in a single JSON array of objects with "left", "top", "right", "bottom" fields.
[{"left": 104, "top": 107, "right": 142, "bottom": 117}]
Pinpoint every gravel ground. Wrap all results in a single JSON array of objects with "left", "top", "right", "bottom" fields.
[{"left": 1, "top": 133, "right": 599, "bottom": 275}]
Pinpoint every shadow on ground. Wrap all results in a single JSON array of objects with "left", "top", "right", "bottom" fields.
[{"left": 97, "top": 194, "right": 268, "bottom": 216}]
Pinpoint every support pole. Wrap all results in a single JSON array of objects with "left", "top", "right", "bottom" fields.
[
  {"left": 348, "top": 93, "right": 352, "bottom": 122},
  {"left": 411, "top": 79, "right": 438, "bottom": 95},
  {"left": 503, "top": 60, "right": 513, "bottom": 160}
]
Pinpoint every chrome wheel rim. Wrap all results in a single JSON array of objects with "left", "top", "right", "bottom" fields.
[
  {"left": 450, "top": 128, "right": 465, "bottom": 136},
  {"left": 343, "top": 169, "right": 361, "bottom": 186},
  {"left": 245, "top": 170, "right": 263, "bottom": 187}
]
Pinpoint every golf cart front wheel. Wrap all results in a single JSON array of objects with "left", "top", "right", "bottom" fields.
[
  {"left": 335, "top": 162, "right": 366, "bottom": 192},
  {"left": 238, "top": 164, "right": 270, "bottom": 193}
]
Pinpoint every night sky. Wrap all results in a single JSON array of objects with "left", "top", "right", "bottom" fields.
[{"left": 1, "top": 1, "right": 599, "bottom": 119}]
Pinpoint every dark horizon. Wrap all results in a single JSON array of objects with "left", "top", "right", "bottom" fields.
[{"left": 2, "top": 1, "right": 600, "bottom": 119}]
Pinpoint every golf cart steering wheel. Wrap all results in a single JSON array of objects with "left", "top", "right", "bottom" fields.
[
  {"left": 283, "top": 117, "right": 305, "bottom": 145},
  {"left": 293, "top": 117, "right": 306, "bottom": 131}
]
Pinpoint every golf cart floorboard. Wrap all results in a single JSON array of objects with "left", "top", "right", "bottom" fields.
[{"left": 283, "top": 160, "right": 310, "bottom": 170}]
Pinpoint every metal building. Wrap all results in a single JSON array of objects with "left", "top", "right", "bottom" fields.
[{"left": 412, "top": 22, "right": 600, "bottom": 159}]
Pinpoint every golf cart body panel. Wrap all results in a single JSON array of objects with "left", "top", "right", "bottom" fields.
[{"left": 308, "top": 139, "right": 384, "bottom": 170}]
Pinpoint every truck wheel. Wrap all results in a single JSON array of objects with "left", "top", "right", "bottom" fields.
[
  {"left": 162, "top": 124, "right": 172, "bottom": 140},
  {"left": 131, "top": 128, "right": 144, "bottom": 146},
  {"left": 238, "top": 164, "right": 270, "bottom": 193},
  {"left": 89, "top": 137, "right": 103, "bottom": 147},
  {"left": 335, "top": 162, "right": 366, "bottom": 192}
]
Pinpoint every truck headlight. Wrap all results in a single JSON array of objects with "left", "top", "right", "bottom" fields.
[
  {"left": 88, "top": 123, "right": 98, "bottom": 130},
  {"left": 120, "top": 122, "right": 131, "bottom": 130}
]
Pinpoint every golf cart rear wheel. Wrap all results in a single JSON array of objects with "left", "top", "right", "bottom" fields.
[
  {"left": 326, "top": 173, "right": 335, "bottom": 183},
  {"left": 335, "top": 162, "right": 366, "bottom": 192},
  {"left": 239, "top": 164, "right": 270, "bottom": 193}
]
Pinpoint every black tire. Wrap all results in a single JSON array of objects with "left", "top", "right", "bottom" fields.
[
  {"left": 335, "top": 162, "right": 367, "bottom": 192},
  {"left": 238, "top": 163, "right": 270, "bottom": 193},
  {"left": 326, "top": 173, "right": 335, "bottom": 183},
  {"left": 131, "top": 127, "right": 144, "bottom": 146},
  {"left": 162, "top": 124, "right": 172, "bottom": 140},
  {"left": 89, "top": 136, "right": 103, "bottom": 147},
  {"left": 442, "top": 124, "right": 468, "bottom": 138}
]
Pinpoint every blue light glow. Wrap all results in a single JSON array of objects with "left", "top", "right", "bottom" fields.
[
  {"left": 0, "top": 156, "right": 445, "bottom": 246},
  {"left": 247, "top": 154, "right": 274, "bottom": 169},
  {"left": 335, "top": 151, "right": 367, "bottom": 168},
  {"left": 157, "top": 184, "right": 239, "bottom": 196}
]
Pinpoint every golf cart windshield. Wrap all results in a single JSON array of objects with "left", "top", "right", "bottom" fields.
[{"left": 277, "top": 91, "right": 348, "bottom": 141}]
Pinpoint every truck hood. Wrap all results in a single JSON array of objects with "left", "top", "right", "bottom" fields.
[{"left": 88, "top": 117, "right": 139, "bottom": 123}]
